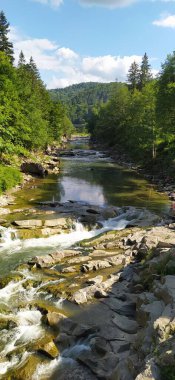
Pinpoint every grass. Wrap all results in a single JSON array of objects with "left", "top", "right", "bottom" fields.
[{"left": 0, "top": 165, "right": 22, "bottom": 194}]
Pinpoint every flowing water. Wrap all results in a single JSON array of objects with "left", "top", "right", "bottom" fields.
[{"left": 0, "top": 139, "right": 170, "bottom": 379}]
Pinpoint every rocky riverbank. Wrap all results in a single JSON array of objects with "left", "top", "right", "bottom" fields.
[{"left": 0, "top": 216, "right": 175, "bottom": 379}]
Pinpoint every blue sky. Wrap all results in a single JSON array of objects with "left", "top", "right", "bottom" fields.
[{"left": 1, "top": 0, "right": 175, "bottom": 88}]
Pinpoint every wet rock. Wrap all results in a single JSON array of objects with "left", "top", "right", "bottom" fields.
[
  {"left": 47, "top": 311, "right": 66, "bottom": 328},
  {"left": 11, "top": 354, "right": 43, "bottom": 380},
  {"left": 37, "top": 340, "right": 59, "bottom": 359},
  {"left": 21, "top": 162, "right": 48, "bottom": 177}
]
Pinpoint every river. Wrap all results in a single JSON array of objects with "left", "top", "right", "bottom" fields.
[{"left": 0, "top": 139, "right": 170, "bottom": 379}]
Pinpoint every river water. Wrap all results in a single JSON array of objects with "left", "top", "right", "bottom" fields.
[{"left": 0, "top": 139, "right": 170, "bottom": 379}]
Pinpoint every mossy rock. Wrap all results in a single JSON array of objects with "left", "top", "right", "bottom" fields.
[
  {"left": 0, "top": 274, "right": 23, "bottom": 289},
  {"left": 8, "top": 353, "right": 44, "bottom": 380},
  {"left": 17, "top": 228, "right": 44, "bottom": 240}
]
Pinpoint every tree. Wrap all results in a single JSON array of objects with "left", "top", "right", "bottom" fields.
[
  {"left": 139, "top": 53, "right": 152, "bottom": 90},
  {"left": 156, "top": 52, "right": 175, "bottom": 160},
  {"left": 18, "top": 51, "right": 26, "bottom": 67},
  {"left": 127, "top": 61, "right": 140, "bottom": 91},
  {"left": 0, "top": 11, "right": 14, "bottom": 63}
]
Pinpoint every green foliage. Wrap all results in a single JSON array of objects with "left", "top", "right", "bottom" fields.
[
  {"left": 160, "top": 365, "right": 175, "bottom": 380},
  {"left": 0, "top": 11, "right": 14, "bottom": 63},
  {"left": 49, "top": 82, "right": 120, "bottom": 130},
  {"left": 0, "top": 11, "right": 74, "bottom": 168},
  {"left": 0, "top": 165, "right": 22, "bottom": 194}
]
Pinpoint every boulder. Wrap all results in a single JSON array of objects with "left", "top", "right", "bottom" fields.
[
  {"left": 47, "top": 311, "right": 65, "bottom": 327},
  {"left": 37, "top": 340, "right": 59, "bottom": 358},
  {"left": 21, "top": 162, "right": 48, "bottom": 177}
]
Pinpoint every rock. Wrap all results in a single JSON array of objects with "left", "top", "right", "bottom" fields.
[
  {"left": 110, "top": 359, "right": 134, "bottom": 380},
  {"left": 81, "top": 260, "right": 112, "bottom": 272},
  {"left": 68, "top": 256, "right": 91, "bottom": 264},
  {"left": 51, "top": 250, "right": 81, "bottom": 261},
  {"left": 62, "top": 266, "right": 77, "bottom": 273},
  {"left": 86, "top": 208, "right": 100, "bottom": 214},
  {"left": 112, "top": 313, "right": 138, "bottom": 334},
  {"left": 29, "top": 255, "right": 55, "bottom": 268},
  {"left": 103, "top": 298, "right": 136, "bottom": 318},
  {"left": 11, "top": 354, "right": 42, "bottom": 380},
  {"left": 137, "top": 301, "right": 165, "bottom": 326},
  {"left": 37, "top": 340, "right": 59, "bottom": 359},
  {"left": 86, "top": 275, "right": 103, "bottom": 285},
  {"left": 12, "top": 219, "right": 43, "bottom": 229},
  {"left": 21, "top": 162, "right": 48, "bottom": 177},
  {"left": 29, "top": 249, "right": 81, "bottom": 267},
  {"left": 44, "top": 217, "right": 73, "bottom": 229},
  {"left": 47, "top": 311, "right": 66, "bottom": 327},
  {"left": 135, "top": 359, "right": 161, "bottom": 380},
  {"left": 78, "top": 350, "right": 119, "bottom": 378}
]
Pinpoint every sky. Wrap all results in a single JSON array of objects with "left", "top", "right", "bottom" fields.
[{"left": 1, "top": 0, "right": 175, "bottom": 88}]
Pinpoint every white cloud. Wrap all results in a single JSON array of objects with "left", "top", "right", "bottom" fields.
[
  {"left": 10, "top": 26, "right": 155, "bottom": 89},
  {"left": 32, "top": 0, "right": 63, "bottom": 8},
  {"left": 56, "top": 47, "right": 79, "bottom": 60},
  {"left": 153, "top": 14, "right": 175, "bottom": 28},
  {"left": 79, "top": 0, "right": 137, "bottom": 8},
  {"left": 31, "top": 0, "right": 137, "bottom": 8}
]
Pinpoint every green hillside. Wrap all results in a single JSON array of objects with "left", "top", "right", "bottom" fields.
[{"left": 49, "top": 82, "right": 120, "bottom": 130}]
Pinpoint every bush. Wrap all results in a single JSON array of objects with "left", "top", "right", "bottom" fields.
[{"left": 0, "top": 165, "right": 22, "bottom": 194}]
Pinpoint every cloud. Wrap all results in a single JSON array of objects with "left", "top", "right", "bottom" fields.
[
  {"left": 79, "top": 0, "right": 137, "bottom": 8},
  {"left": 153, "top": 14, "right": 175, "bottom": 28},
  {"left": 10, "top": 27, "right": 153, "bottom": 89},
  {"left": 32, "top": 0, "right": 63, "bottom": 8},
  {"left": 31, "top": 0, "right": 138, "bottom": 8},
  {"left": 56, "top": 47, "right": 79, "bottom": 60}
]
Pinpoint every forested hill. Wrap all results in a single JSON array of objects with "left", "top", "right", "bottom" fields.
[{"left": 50, "top": 82, "right": 119, "bottom": 129}]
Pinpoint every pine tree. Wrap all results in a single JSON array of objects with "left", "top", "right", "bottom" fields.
[
  {"left": 139, "top": 53, "right": 152, "bottom": 90},
  {"left": 18, "top": 50, "right": 26, "bottom": 67},
  {"left": 127, "top": 61, "right": 140, "bottom": 91},
  {"left": 28, "top": 56, "right": 41, "bottom": 79},
  {"left": 0, "top": 11, "right": 14, "bottom": 63}
]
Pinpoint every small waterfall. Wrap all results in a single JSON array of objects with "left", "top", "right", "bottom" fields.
[{"left": 0, "top": 226, "right": 20, "bottom": 249}]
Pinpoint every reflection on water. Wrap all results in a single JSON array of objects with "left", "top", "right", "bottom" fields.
[
  {"left": 6, "top": 140, "right": 170, "bottom": 215},
  {"left": 59, "top": 176, "right": 106, "bottom": 206}
]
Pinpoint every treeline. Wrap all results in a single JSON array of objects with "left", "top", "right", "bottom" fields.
[
  {"left": 0, "top": 11, "right": 74, "bottom": 162},
  {"left": 50, "top": 82, "right": 119, "bottom": 129},
  {"left": 89, "top": 52, "right": 175, "bottom": 174}
]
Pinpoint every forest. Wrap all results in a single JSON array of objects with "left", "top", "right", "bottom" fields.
[
  {"left": 50, "top": 82, "right": 119, "bottom": 129},
  {"left": 0, "top": 11, "right": 74, "bottom": 192},
  {"left": 88, "top": 53, "right": 175, "bottom": 176}
]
